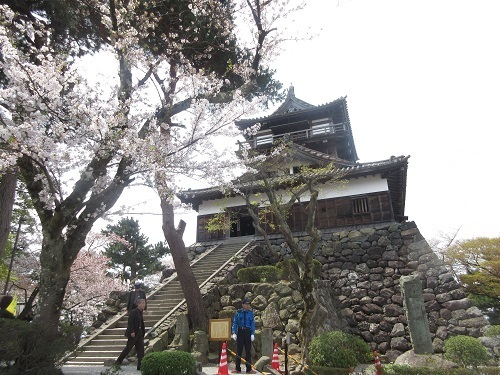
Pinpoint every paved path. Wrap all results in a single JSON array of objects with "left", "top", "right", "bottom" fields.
[{"left": 62, "top": 363, "right": 220, "bottom": 375}]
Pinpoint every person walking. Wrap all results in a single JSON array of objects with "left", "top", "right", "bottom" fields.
[
  {"left": 231, "top": 298, "right": 256, "bottom": 374},
  {"left": 116, "top": 298, "right": 146, "bottom": 370},
  {"left": 127, "top": 282, "right": 147, "bottom": 312}
]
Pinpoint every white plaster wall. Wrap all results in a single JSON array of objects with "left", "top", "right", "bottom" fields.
[{"left": 198, "top": 174, "right": 388, "bottom": 215}]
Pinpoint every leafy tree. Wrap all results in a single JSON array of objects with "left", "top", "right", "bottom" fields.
[
  {"left": 102, "top": 217, "right": 170, "bottom": 281},
  {"left": 218, "top": 141, "right": 346, "bottom": 359},
  {"left": 0, "top": 1, "right": 304, "bottom": 361},
  {"left": 444, "top": 237, "right": 500, "bottom": 323}
]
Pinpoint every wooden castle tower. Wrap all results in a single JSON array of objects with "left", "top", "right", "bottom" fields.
[{"left": 179, "top": 87, "right": 409, "bottom": 242}]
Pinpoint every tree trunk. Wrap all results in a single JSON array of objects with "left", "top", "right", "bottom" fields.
[
  {"left": 35, "top": 236, "right": 74, "bottom": 337},
  {"left": 18, "top": 286, "right": 39, "bottom": 321},
  {"left": 0, "top": 172, "right": 17, "bottom": 261},
  {"left": 297, "top": 266, "right": 316, "bottom": 361},
  {"left": 160, "top": 197, "right": 208, "bottom": 331},
  {"left": 254, "top": 178, "right": 321, "bottom": 363}
]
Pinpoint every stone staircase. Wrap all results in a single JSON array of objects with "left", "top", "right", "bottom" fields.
[{"left": 64, "top": 238, "right": 253, "bottom": 366}]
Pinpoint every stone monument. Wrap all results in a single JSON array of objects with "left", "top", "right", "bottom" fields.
[{"left": 400, "top": 274, "right": 434, "bottom": 354}]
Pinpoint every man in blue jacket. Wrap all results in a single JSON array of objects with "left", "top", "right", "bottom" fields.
[{"left": 231, "top": 298, "right": 256, "bottom": 373}]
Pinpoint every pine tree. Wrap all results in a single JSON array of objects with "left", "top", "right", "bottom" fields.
[{"left": 103, "top": 217, "right": 170, "bottom": 281}]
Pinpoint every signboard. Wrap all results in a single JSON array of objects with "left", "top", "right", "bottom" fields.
[{"left": 209, "top": 318, "right": 232, "bottom": 341}]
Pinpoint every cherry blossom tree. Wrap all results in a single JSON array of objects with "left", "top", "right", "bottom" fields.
[
  {"left": 6, "top": 231, "right": 126, "bottom": 326},
  {"left": 0, "top": 172, "right": 16, "bottom": 261},
  {"left": 63, "top": 246, "right": 126, "bottom": 328},
  {"left": 0, "top": 0, "right": 307, "bottom": 354}
]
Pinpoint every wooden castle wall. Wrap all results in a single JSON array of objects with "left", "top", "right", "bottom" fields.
[{"left": 196, "top": 191, "right": 394, "bottom": 242}]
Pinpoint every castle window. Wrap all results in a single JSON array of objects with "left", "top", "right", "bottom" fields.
[
  {"left": 255, "top": 129, "right": 273, "bottom": 146},
  {"left": 255, "top": 134, "right": 273, "bottom": 145},
  {"left": 311, "top": 118, "right": 333, "bottom": 135},
  {"left": 352, "top": 197, "right": 369, "bottom": 214}
]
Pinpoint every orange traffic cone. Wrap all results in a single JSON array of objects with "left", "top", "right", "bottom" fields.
[
  {"left": 374, "top": 350, "right": 382, "bottom": 375},
  {"left": 218, "top": 342, "right": 228, "bottom": 375},
  {"left": 272, "top": 342, "right": 280, "bottom": 370}
]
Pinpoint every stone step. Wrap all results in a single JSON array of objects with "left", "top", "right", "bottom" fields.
[
  {"left": 81, "top": 345, "right": 125, "bottom": 352},
  {"left": 193, "top": 270, "right": 219, "bottom": 275},
  {"left": 64, "top": 241, "right": 251, "bottom": 366},
  {"left": 147, "top": 307, "right": 180, "bottom": 313},
  {"left": 74, "top": 350, "right": 122, "bottom": 358},
  {"left": 92, "top": 334, "right": 124, "bottom": 340},
  {"left": 115, "top": 319, "right": 166, "bottom": 328},
  {"left": 102, "top": 327, "right": 126, "bottom": 335},
  {"left": 147, "top": 303, "right": 183, "bottom": 309},
  {"left": 195, "top": 273, "right": 216, "bottom": 277},
  {"left": 148, "top": 292, "right": 184, "bottom": 302},
  {"left": 193, "top": 268, "right": 221, "bottom": 273},
  {"left": 151, "top": 290, "right": 182, "bottom": 295},
  {"left": 142, "top": 314, "right": 164, "bottom": 319},
  {"left": 64, "top": 362, "right": 107, "bottom": 366},
  {"left": 90, "top": 339, "right": 128, "bottom": 346},
  {"left": 65, "top": 356, "right": 114, "bottom": 363},
  {"left": 149, "top": 301, "right": 182, "bottom": 305},
  {"left": 193, "top": 259, "right": 225, "bottom": 271}
]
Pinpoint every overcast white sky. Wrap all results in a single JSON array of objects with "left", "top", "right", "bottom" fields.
[{"left": 114, "top": 0, "right": 500, "bottom": 246}]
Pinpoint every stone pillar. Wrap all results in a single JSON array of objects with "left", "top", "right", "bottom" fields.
[
  {"left": 168, "top": 313, "right": 190, "bottom": 351},
  {"left": 192, "top": 330, "right": 209, "bottom": 364},
  {"left": 400, "top": 274, "right": 434, "bottom": 354},
  {"left": 261, "top": 327, "right": 274, "bottom": 358}
]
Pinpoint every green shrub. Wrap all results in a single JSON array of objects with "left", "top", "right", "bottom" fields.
[
  {"left": 277, "top": 258, "right": 322, "bottom": 280},
  {"left": 308, "top": 330, "right": 371, "bottom": 369},
  {"left": 443, "top": 335, "right": 490, "bottom": 368},
  {"left": 485, "top": 325, "right": 500, "bottom": 339},
  {"left": 305, "top": 366, "right": 353, "bottom": 375},
  {"left": 381, "top": 368, "right": 500, "bottom": 375},
  {"left": 0, "top": 319, "right": 81, "bottom": 374},
  {"left": 141, "top": 350, "right": 196, "bottom": 375},
  {"left": 237, "top": 265, "right": 281, "bottom": 282}
]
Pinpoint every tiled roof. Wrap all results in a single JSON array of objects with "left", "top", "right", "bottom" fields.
[
  {"left": 178, "top": 155, "right": 409, "bottom": 200},
  {"left": 235, "top": 92, "right": 346, "bottom": 129},
  {"left": 271, "top": 86, "right": 314, "bottom": 115},
  {"left": 288, "top": 143, "right": 355, "bottom": 167}
]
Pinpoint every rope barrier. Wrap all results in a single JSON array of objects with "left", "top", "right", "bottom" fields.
[
  {"left": 276, "top": 346, "right": 319, "bottom": 375},
  {"left": 226, "top": 347, "right": 271, "bottom": 374},
  {"left": 225, "top": 343, "right": 323, "bottom": 375}
]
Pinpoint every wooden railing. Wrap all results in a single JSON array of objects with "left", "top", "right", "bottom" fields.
[{"left": 252, "top": 122, "right": 346, "bottom": 147}]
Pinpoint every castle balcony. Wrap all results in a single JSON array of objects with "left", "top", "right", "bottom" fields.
[{"left": 251, "top": 122, "right": 346, "bottom": 148}]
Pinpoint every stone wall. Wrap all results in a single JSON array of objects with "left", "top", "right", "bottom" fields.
[
  {"left": 192, "top": 221, "right": 496, "bottom": 362},
  {"left": 262, "top": 221, "right": 493, "bottom": 361},
  {"left": 90, "top": 290, "right": 129, "bottom": 330},
  {"left": 91, "top": 221, "right": 496, "bottom": 362}
]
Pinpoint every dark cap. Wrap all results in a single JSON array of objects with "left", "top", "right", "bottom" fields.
[
  {"left": 242, "top": 298, "right": 251, "bottom": 305},
  {"left": 134, "top": 282, "right": 142, "bottom": 288}
]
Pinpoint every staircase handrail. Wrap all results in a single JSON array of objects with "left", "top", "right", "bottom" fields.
[
  {"left": 145, "top": 240, "right": 254, "bottom": 338},
  {"left": 61, "top": 270, "right": 181, "bottom": 362},
  {"left": 63, "top": 239, "right": 253, "bottom": 363}
]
